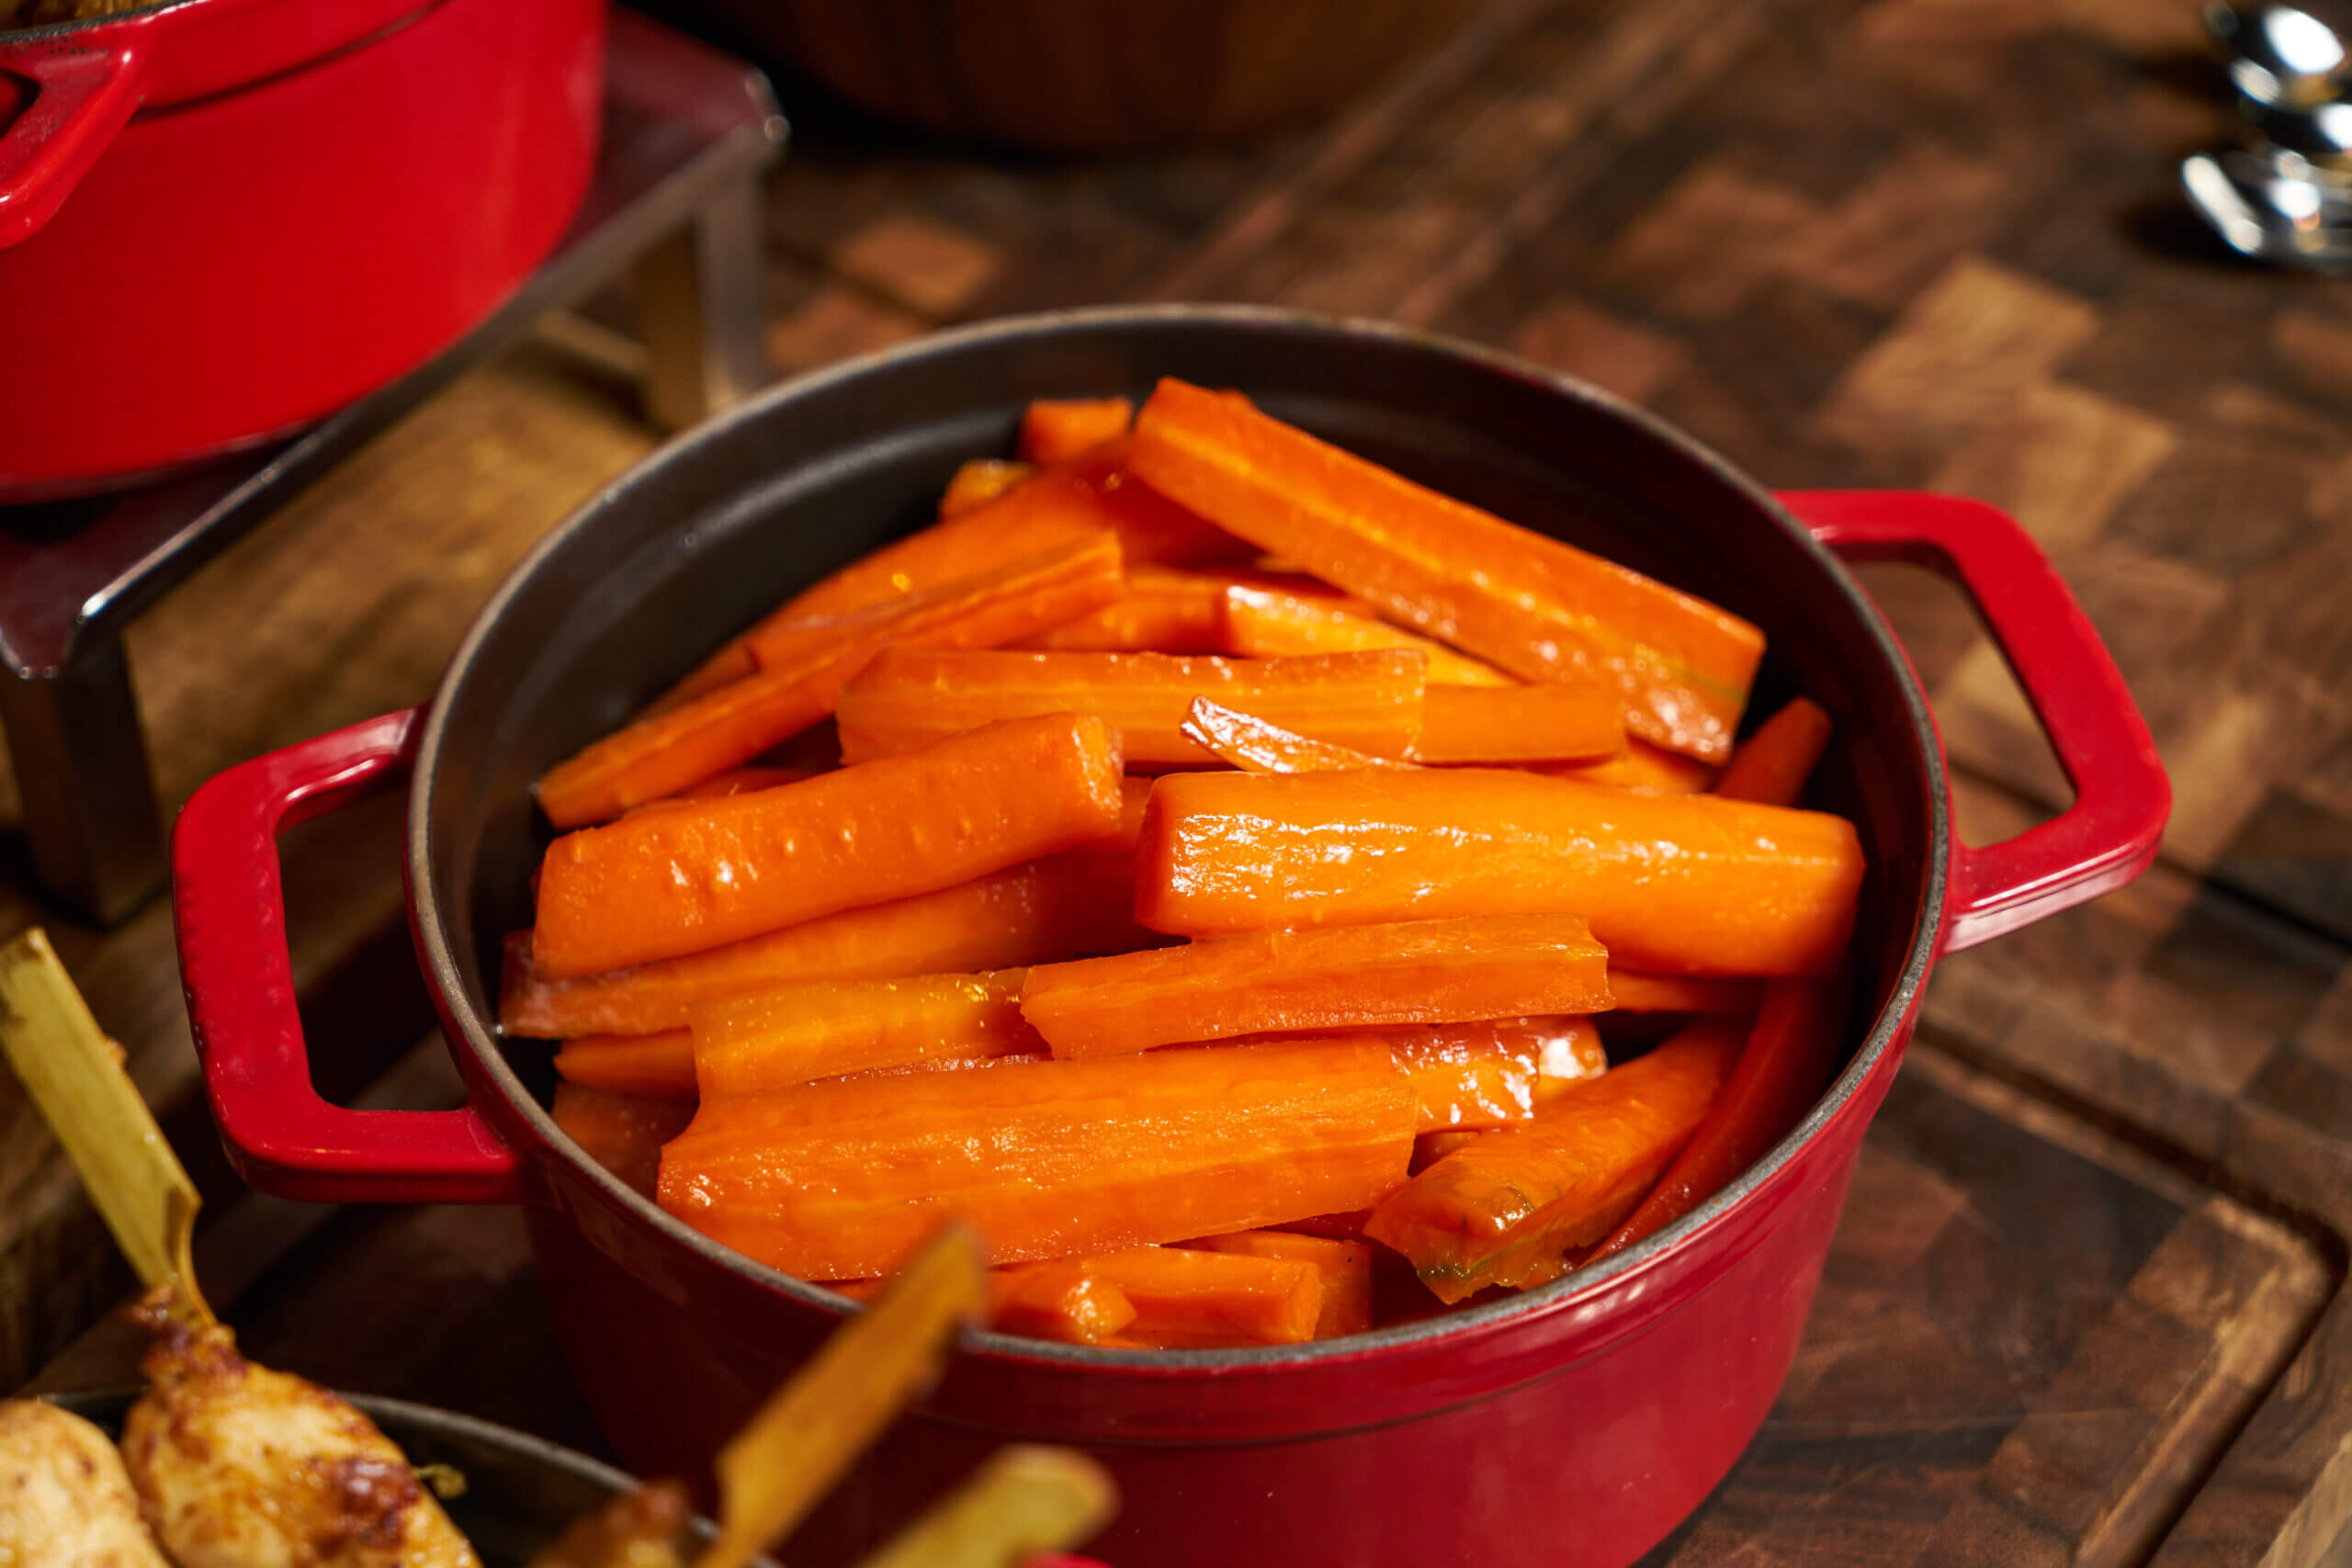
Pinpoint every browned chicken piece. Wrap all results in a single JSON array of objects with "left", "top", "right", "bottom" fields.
[
  {"left": 119, "top": 1290, "right": 483, "bottom": 1568},
  {"left": 0, "top": 1399, "right": 175, "bottom": 1568},
  {"left": 526, "top": 1479, "right": 691, "bottom": 1568}
]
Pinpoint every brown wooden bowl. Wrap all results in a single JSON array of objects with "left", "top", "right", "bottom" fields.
[{"left": 645, "top": 0, "right": 1476, "bottom": 152}]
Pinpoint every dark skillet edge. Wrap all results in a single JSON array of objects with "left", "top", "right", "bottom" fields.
[
  {"left": 0, "top": 0, "right": 199, "bottom": 40},
  {"left": 409, "top": 301, "right": 1953, "bottom": 1376}
]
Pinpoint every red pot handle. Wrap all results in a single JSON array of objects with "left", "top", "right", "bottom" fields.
[
  {"left": 172, "top": 709, "right": 529, "bottom": 1205},
  {"left": 1777, "top": 490, "right": 2169, "bottom": 953},
  {"left": 0, "top": 29, "right": 150, "bottom": 249}
]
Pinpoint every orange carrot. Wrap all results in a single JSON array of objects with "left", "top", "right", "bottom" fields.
[
  {"left": 1364, "top": 1021, "right": 1740, "bottom": 1303},
  {"left": 1178, "top": 697, "right": 1403, "bottom": 775},
  {"left": 1020, "top": 915, "right": 1612, "bottom": 1058},
  {"left": 498, "top": 847, "right": 1153, "bottom": 1039},
  {"left": 1379, "top": 1016, "right": 1607, "bottom": 1132},
  {"left": 658, "top": 1039, "right": 1417, "bottom": 1280},
  {"left": 836, "top": 1260, "right": 1138, "bottom": 1345},
  {"left": 1136, "top": 768, "right": 1863, "bottom": 977},
  {"left": 692, "top": 970, "right": 1045, "bottom": 1099},
  {"left": 1713, "top": 696, "right": 1834, "bottom": 807},
  {"left": 535, "top": 712, "right": 1126, "bottom": 978},
  {"left": 1060, "top": 442, "right": 1256, "bottom": 570},
  {"left": 940, "top": 458, "right": 1036, "bottom": 518},
  {"left": 1414, "top": 684, "right": 1624, "bottom": 765},
  {"left": 550, "top": 1082, "right": 698, "bottom": 1200},
  {"left": 1279, "top": 1211, "right": 1374, "bottom": 1240},
  {"left": 623, "top": 765, "right": 822, "bottom": 816},
  {"left": 1179, "top": 1232, "right": 1374, "bottom": 1338},
  {"left": 1080, "top": 1247, "right": 1323, "bottom": 1348},
  {"left": 1588, "top": 976, "right": 1850, "bottom": 1262},
  {"left": 1537, "top": 739, "right": 1717, "bottom": 795},
  {"left": 836, "top": 648, "right": 1427, "bottom": 769},
  {"left": 1019, "top": 397, "right": 1136, "bottom": 466},
  {"left": 553, "top": 1030, "right": 696, "bottom": 1096},
  {"left": 541, "top": 535, "right": 1125, "bottom": 826},
  {"left": 1014, "top": 568, "right": 1320, "bottom": 655},
  {"left": 1219, "top": 583, "right": 1515, "bottom": 686},
  {"left": 1609, "top": 971, "right": 1763, "bottom": 1014},
  {"left": 1411, "top": 1131, "right": 1484, "bottom": 1171},
  {"left": 1130, "top": 378, "right": 1764, "bottom": 761}
]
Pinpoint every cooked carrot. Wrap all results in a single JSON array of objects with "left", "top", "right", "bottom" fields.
[
  {"left": 1178, "top": 697, "right": 1403, "bottom": 775},
  {"left": 1381, "top": 1016, "right": 1607, "bottom": 1132},
  {"left": 1414, "top": 684, "right": 1624, "bottom": 765},
  {"left": 657, "top": 1039, "right": 1416, "bottom": 1279},
  {"left": 1061, "top": 442, "right": 1257, "bottom": 570},
  {"left": 693, "top": 970, "right": 1045, "bottom": 1099},
  {"left": 550, "top": 1082, "right": 697, "bottom": 1200},
  {"left": 1411, "top": 1131, "right": 1485, "bottom": 1171},
  {"left": 1608, "top": 971, "right": 1763, "bottom": 1014},
  {"left": 1219, "top": 583, "right": 1515, "bottom": 687},
  {"left": 1179, "top": 1232, "right": 1374, "bottom": 1338},
  {"left": 542, "top": 535, "right": 1125, "bottom": 827},
  {"left": 940, "top": 458, "right": 1036, "bottom": 518},
  {"left": 535, "top": 712, "right": 1126, "bottom": 978},
  {"left": 1713, "top": 696, "right": 1834, "bottom": 807},
  {"left": 498, "top": 847, "right": 1152, "bottom": 1039},
  {"left": 836, "top": 649, "right": 1426, "bottom": 769},
  {"left": 1364, "top": 1021, "right": 1740, "bottom": 1303},
  {"left": 1537, "top": 739, "right": 1717, "bottom": 795},
  {"left": 1278, "top": 1211, "right": 1374, "bottom": 1241},
  {"left": 1130, "top": 378, "right": 1764, "bottom": 761},
  {"left": 1080, "top": 1247, "right": 1322, "bottom": 1348},
  {"left": 1020, "top": 915, "right": 1612, "bottom": 1058},
  {"left": 1015, "top": 569, "right": 1323, "bottom": 655},
  {"left": 1019, "top": 397, "right": 1136, "bottom": 466},
  {"left": 1135, "top": 768, "right": 1863, "bottom": 977},
  {"left": 1588, "top": 976, "right": 1850, "bottom": 1262},
  {"left": 624, "top": 765, "right": 821, "bottom": 816},
  {"left": 650, "top": 469, "right": 1124, "bottom": 714},
  {"left": 553, "top": 1030, "right": 696, "bottom": 1096},
  {"left": 837, "top": 1261, "right": 1138, "bottom": 1345}
]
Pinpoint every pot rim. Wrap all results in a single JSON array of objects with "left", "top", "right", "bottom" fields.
[{"left": 411, "top": 301, "right": 1951, "bottom": 1374}]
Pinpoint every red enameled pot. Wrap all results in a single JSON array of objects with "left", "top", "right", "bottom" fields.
[
  {"left": 171, "top": 307, "right": 2170, "bottom": 1568},
  {"left": 0, "top": 0, "right": 604, "bottom": 501}
]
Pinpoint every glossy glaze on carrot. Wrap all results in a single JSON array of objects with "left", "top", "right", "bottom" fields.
[
  {"left": 1378, "top": 1016, "right": 1607, "bottom": 1131},
  {"left": 534, "top": 712, "right": 1126, "bottom": 978},
  {"left": 1177, "top": 697, "right": 1402, "bottom": 774},
  {"left": 1018, "top": 396, "right": 1135, "bottom": 465},
  {"left": 1129, "top": 377, "right": 1764, "bottom": 761},
  {"left": 937, "top": 458, "right": 1036, "bottom": 518},
  {"left": 692, "top": 970, "right": 1045, "bottom": 1098},
  {"left": 1080, "top": 1247, "right": 1323, "bottom": 1348},
  {"left": 1536, "top": 739, "right": 1717, "bottom": 794},
  {"left": 1180, "top": 1231, "right": 1374, "bottom": 1338},
  {"left": 835, "top": 1261, "right": 1139, "bottom": 1345},
  {"left": 498, "top": 845, "right": 1152, "bottom": 1039},
  {"left": 1713, "top": 696, "right": 1834, "bottom": 807},
  {"left": 835, "top": 648, "right": 1427, "bottom": 768},
  {"left": 549, "top": 1082, "right": 697, "bottom": 1200},
  {"left": 1016, "top": 568, "right": 1318, "bottom": 655},
  {"left": 1607, "top": 970, "right": 1764, "bottom": 1014},
  {"left": 1414, "top": 683, "right": 1625, "bottom": 764},
  {"left": 1020, "top": 914, "right": 1611, "bottom": 1057},
  {"left": 1218, "top": 582, "right": 1513, "bottom": 686},
  {"left": 551, "top": 1030, "right": 696, "bottom": 1096},
  {"left": 656, "top": 1039, "right": 1417, "bottom": 1280},
  {"left": 1136, "top": 768, "right": 1863, "bottom": 976},
  {"left": 1364, "top": 1021, "right": 1740, "bottom": 1303}
]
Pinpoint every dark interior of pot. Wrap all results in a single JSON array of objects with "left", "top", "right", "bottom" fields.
[{"left": 416, "top": 307, "right": 1944, "bottom": 1158}]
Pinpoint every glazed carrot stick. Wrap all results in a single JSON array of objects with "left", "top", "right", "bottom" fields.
[
  {"left": 1412, "top": 1131, "right": 1484, "bottom": 1171},
  {"left": 835, "top": 649, "right": 1427, "bottom": 768},
  {"left": 1180, "top": 1232, "right": 1374, "bottom": 1338},
  {"left": 1020, "top": 915, "right": 1612, "bottom": 1058},
  {"left": 1137, "top": 769, "right": 1863, "bottom": 976},
  {"left": 1130, "top": 378, "right": 1764, "bottom": 761},
  {"left": 1587, "top": 976, "right": 1850, "bottom": 1263},
  {"left": 1608, "top": 971, "right": 1763, "bottom": 1014},
  {"left": 552, "top": 1030, "right": 695, "bottom": 1096},
  {"left": 541, "top": 535, "right": 1125, "bottom": 826},
  {"left": 498, "top": 846, "right": 1153, "bottom": 1039},
  {"left": 624, "top": 765, "right": 821, "bottom": 816},
  {"left": 1080, "top": 1247, "right": 1323, "bottom": 1348},
  {"left": 1713, "top": 696, "right": 1834, "bottom": 807},
  {"left": 1057, "top": 441, "right": 1257, "bottom": 570},
  {"left": 535, "top": 712, "right": 1126, "bottom": 978},
  {"left": 657, "top": 1039, "right": 1417, "bottom": 1279},
  {"left": 1536, "top": 739, "right": 1717, "bottom": 795},
  {"left": 1018, "top": 397, "right": 1136, "bottom": 466},
  {"left": 1414, "top": 684, "right": 1624, "bottom": 765},
  {"left": 1014, "top": 569, "right": 1324, "bottom": 655},
  {"left": 1364, "top": 1020, "right": 1740, "bottom": 1303},
  {"left": 940, "top": 458, "right": 1036, "bottom": 518},
  {"left": 692, "top": 970, "right": 1046, "bottom": 1099},
  {"left": 836, "top": 1260, "right": 1139, "bottom": 1345},
  {"left": 550, "top": 1082, "right": 698, "bottom": 1200},
  {"left": 1178, "top": 697, "right": 1403, "bottom": 775},
  {"left": 1219, "top": 583, "right": 1515, "bottom": 687},
  {"left": 1380, "top": 1016, "right": 1607, "bottom": 1132}
]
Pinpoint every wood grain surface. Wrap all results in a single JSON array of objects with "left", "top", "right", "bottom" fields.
[{"left": 7, "top": 0, "right": 2352, "bottom": 1561}]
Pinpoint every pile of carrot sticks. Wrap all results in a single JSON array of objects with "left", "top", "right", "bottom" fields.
[{"left": 514, "top": 382, "right": 1861, "bottom": 1348}]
